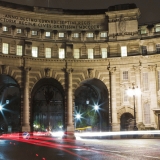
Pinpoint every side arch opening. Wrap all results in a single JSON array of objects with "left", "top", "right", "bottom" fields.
[{"left": 74, "top": 78, "right": 109, "bottom": 132}]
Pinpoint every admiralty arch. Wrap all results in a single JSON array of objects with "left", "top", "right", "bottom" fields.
[{"left": 0, "top": 2, "right": 160, "bottom": 138}]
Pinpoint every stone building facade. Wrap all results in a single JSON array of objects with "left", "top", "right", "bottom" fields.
[{"left": 0, "top": 2, "right": 160, "bottom": 137}]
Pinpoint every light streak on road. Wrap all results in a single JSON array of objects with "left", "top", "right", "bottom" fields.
[
  {"left": 0, "top": 132, "right": 128, "bottom": 160},
  {"left": 1, "top": 130, "right": 160, "bottom": 139},
  {"left": 75, "top": 130, "right": 160, "bottom": 138}
]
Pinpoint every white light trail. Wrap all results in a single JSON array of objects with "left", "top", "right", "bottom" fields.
[{"left": 75, "top": 130, "right": 160, "bottom": 137}]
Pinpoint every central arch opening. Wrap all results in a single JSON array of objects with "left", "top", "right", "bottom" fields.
[{"left": 31, "top": 78, "right": 65, "bottom": 132}]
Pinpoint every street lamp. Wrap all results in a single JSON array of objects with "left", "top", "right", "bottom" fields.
[
  {"left": 86, "top": 99, "right": 89, "bottom": 105},
  {"left": 75, "top": 113, "right": 81, "bottom": 129},
  {"left": 76, "top": 113, "right": 81, "bottom": 120},
  {"left": 0, "top": 105, "right": 2, "bottom": 111},
  {"left": 127, "top": 83, "right": 141, "bottom": 131},
  {"left": 93, "top": 104, "right": 101, "bottom": 131},
  {"left": 94, "top": 105, "right": 99, "bottom": 111}
]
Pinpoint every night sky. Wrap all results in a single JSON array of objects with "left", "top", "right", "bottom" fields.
[{"left": 1, "top": 0, "right": 160, "bottom": 24}]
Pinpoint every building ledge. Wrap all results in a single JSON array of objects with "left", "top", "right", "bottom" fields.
[{"left": 152, "top": 108, "right": 160, "bottom": 113}]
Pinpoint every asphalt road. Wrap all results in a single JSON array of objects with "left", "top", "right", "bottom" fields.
[{"left": 0, "top": 135, "right": 160, "bottom": 160}]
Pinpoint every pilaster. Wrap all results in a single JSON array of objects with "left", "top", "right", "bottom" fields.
[
  {"left": 133, "top": 65, "right": 142, "bottom": 123},
  {"left": 148, "top": 64, "right": 157, "bottom": 128},
  {"left": 63, "top": 68, "right": 75, "bottom": 139},
  {"left": 108, "top": 66, "right": 120, "bottom": 131},
  {"left": 22, "top": 67, "right": 31, "bottom": 132}
]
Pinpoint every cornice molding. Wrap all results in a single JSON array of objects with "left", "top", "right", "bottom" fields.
[{"left": 1, "top": 52, "right": 160, "bottom": 64}]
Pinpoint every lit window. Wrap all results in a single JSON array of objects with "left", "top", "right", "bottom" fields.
[
  {"left": 100, "top": 32, "right": 107, "bottom": 37},
  {"left": 142, "top": 46, "right": 147, "bottom": 55},
  {"left": 32, "top": 47, "right": 38, "bottom": 57},
  {"left": 46, "top": 32, "right": 50, "bottom": 37},
  {"left": 155, "top": 25, "right": 160, "bottom": 32},
  {"left": 123, "top": 71, "right": 128, "bottom": 80},
  {"left": 74, "top": 49, "right": 80, "bottom": 59},
  {"left": 144, "top": 103, "right": 151, "bottom": 124},
  {"left": 2, "top": 43, "right": 9, "bottom": 54},
  {"left": 59, "top": 48, "right": 65, "bottom": 59},
  {"left": 45, "top": 48, "right": 51, "bottom": 58},
  {"left": 121, "top": 46, "right": 127, "bottom": 57},
  {"left": 143, "top": 72, "right": 149, "bottom": 91},
  {"left": 17, "top": 45, "right": 22, "bottom": 56},
  {"left": 32, "top": 31, "right": 38, "bottom": 35},
  {"left": 141, "top": 29, "right": 146, "bottom": 34},
  {"left": 17, "top": 29, "right": 22, "bottom": 34},
  {"left": 156, "top": 44, "right": 160, "bottom": 53},
  {"left": 3, "top": 26, "right": 8, "bottom": 32},
  {"left": 73, "top": 33, "right": 79, "bottom": 38},
  {"left": 101, "top": 48, "right": 107, "bottom": 58},
  {"left": 88, "top": 49, "right": 94, "bottom": 59},
  {"left": 59, "top": 33, "right": 64, "bottom": 37},
  {"left": 87, "top": 33, "right": 93, "bottom": 38}
]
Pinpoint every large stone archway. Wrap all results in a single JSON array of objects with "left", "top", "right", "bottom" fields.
[
  {"left": 0, "top": 75, "right": 21, "bottom": 133},
  {"left": 74, "top": 78, "right": 109, "bottom": 131},
  {"left": 31, "top": 78, "right": 65, "bottom": 132}
]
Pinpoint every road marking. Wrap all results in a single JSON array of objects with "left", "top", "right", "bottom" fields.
[
  {"left": 143, "top": 155, "right": 160, "bottom": 159},
  {"left": 73, "top": 148, "right": 91, "bottom": 151},
  {"left": 91, "top": 148, "right": 121, "bottom": 153}
]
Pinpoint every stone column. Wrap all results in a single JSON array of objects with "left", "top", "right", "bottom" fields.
[
  {"left": 25, "top": 28, "right": 31, "bottom": 38},
  {"left": 148, "top": 65, "right": 157, "bottom": 129},
  {"left": 133, "top": 65, "right": 142, "bottom": 123},
  {"left": 11, "top": 25, "right": 16, "bottom": 37},
  {"left": 40, "top": 29, "right": 45, "bottom": 39},
  {"left": 64, "top": 68, "right": 75, "bottom": 139},
  {"left": 22, "top": 67, "right": 31, "bottom": 132},
  {"left": 67, "top": 31, "right": 72, "bottom": 41},
  {"left": 108, "top": 67, "right": 120, "bottom": 131},
  {"left": 81, "top": 31, "right": 86, "bottom": 41},
  {"left": 53, "top": 30, "right": 58, "bottom": 40}
]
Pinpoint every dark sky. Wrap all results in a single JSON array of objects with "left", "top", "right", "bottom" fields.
[{"left": 1, "top": 0, "right": 160, "bottom": 24}]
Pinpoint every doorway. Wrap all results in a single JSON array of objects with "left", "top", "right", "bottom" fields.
[{"left": 120, "top": 113, "right": 134, "bottom": 131}]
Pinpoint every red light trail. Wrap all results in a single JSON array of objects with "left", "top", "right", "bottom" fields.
[{"left": 0, "top": 133, "right": 124, "bottom": 160}]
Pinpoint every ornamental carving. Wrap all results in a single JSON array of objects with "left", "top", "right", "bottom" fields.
[
  {"left": 148, "top": 64, "right": 157, "bottom": 71},
  {"left": 119, "top": 16, "right": 126, "bottom": 34},
  {"left": 66, "top": 68, "right": 73, "bottom": 74},
  {"left": 1, "top": 65, "right": 8, "bottom": 74},
  {"left": 108, "top": 66, "right": 116, "bottom": 74},
  {"left": 88, "top": 68, "right": 94, "bottom": 78},
  {"left": 133, "top": 65, "right": 142, "bottom": 73},
  {"left": 143, "top": 98, "right": 150, "bottom": 104},
  {"left": 24, "top": 67, "right": 31, "bottom": 72},
  {"left": 44, "top": 68, "right": 51, "bottom": 77}
]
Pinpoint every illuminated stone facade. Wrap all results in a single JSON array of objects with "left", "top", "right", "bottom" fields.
[{"left": 0, "top": 2, "right": 160, "bottom": 136}]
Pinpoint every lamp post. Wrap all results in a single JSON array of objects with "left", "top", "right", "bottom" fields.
[{"left": 127, "top": 83, "right": 141, "bottom": 131}]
